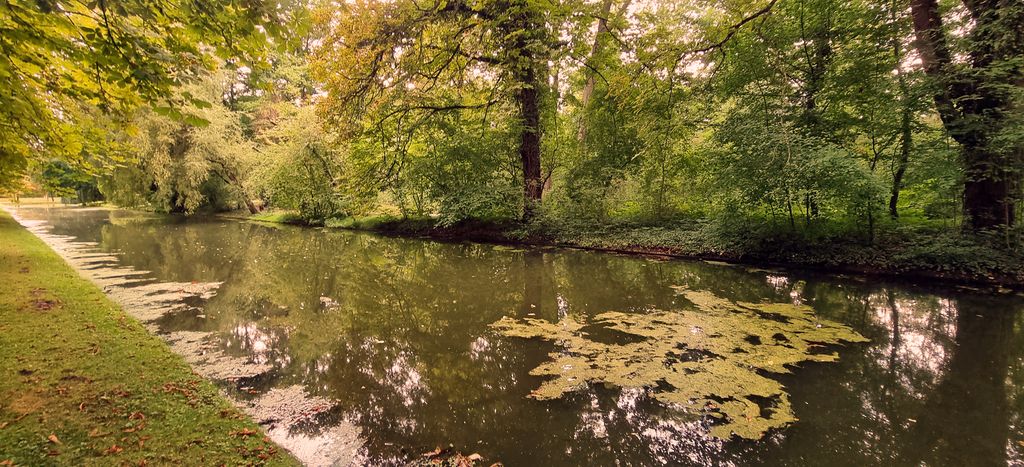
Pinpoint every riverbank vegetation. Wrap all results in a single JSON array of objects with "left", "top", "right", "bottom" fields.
[
  {"left": 0, "top": 211, "right": 297, "bottom": 465},
  {"left": 1, "top": 0, "right": 1022, "bottom": 281}
]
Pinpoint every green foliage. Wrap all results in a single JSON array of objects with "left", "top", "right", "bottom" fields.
[
  {"left": 251, "top": 104, "right": 352, "bottom": 222},
  {"left": 0, "top": 0, "right": 291, "bottom": 188},
  {"left": 97, "top": 72, "right": 260, "bottom": 214},
  {"left": 706, "top": 117, "right": 887, "bottom": 223},
  {"left": 34, "top": 159, "right": 103, "bottom": 204},
  {"left": 4, "top": 0, "right": 1022, "bottom": 274}
]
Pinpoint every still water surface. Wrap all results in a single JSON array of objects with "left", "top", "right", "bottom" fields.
[{"left": 12, "top": 206, "right": 1024, "bottom": 466}]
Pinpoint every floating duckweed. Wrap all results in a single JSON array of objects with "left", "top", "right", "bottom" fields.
[{"left": 491, "top": 286, "right": 868, "bottom": 440}]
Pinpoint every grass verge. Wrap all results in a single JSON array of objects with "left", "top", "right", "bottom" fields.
[{"left": 0, "top": 209, "right": 298, "bottom": 466}]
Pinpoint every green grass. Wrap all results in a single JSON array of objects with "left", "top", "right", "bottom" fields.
[
  {"left": 0, "top": 209, "right": 299, "bottom": 466},
  {"left": 249, "top": 211, "right": 306, "bottom": 225}
]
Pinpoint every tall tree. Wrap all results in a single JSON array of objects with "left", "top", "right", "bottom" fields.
[
  {"left": 312, "top": 0, "right": 571, "bottom": 220},
  {"left": 908, "top": 0, "right": 1023, "bottom": 228}
]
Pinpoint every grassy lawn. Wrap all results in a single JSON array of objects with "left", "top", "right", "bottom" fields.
[{"left": 0, "top": 209, "right": 299, "bottom": 466}]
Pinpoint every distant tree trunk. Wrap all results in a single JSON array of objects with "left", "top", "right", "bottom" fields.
[
  {"left": 579, "top": 0, "right": 614, "bottom": 110},
  {"left": 787, "top": 195, "right": 796, "bottom": 230},
  {"left": 797, "top": 8, "right": 831, "bottom": 220},
  {"left": 889, "top": 104, "right": 912, "bottom": 218},
  {"left": 209, "top": 158, "right": 259, "bottom": 215},
  {"left": 797, "top": 3, "right": 832, "bottom": 136},
  {"left": 888, "top": 5, "right": 912, "bottom": 219},
  {"left": 225, "top": 172, "right": 259, "bottom": 214},
  {"left": 244, "top": 199, "right": 258, "bottom": 214},
  {"left": 577, "top": 0, "right": 616, "bottom": 143},
  {"left": 908, "top": 0, "right": 1020, "bottom": 229},
  {"left": 867, "top": 203, "right": 876, "bottom": 243},
  {"left": 889, "top": 70, "right": 912, "bottom": 218}
]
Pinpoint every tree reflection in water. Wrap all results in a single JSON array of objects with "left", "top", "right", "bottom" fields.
[{"left": 16, "top": 206, "right": 1024, "bottom": 466}]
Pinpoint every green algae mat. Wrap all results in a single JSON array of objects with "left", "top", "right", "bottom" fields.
[
  {"left": 492, "top": 287, "right": 869, "bottom": 440},
  {"left": 0, "top": 209, "right": 298, "bottom": 466}
]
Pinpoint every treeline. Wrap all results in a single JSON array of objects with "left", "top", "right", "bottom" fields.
[{"left": 3, "top": 0, "right": 1022, "bottom": 238}]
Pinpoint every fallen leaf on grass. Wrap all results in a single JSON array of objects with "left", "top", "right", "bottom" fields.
[
  {"left": 230, "top": 428, "right": 258, "bottom": 438},
  {"left": 88, "top": 428, "right": 109, "bottom": 438},
  {"left": 47, "top": 434, "right": 61, "bottom": 444},
  {"left": 161, "top": 383, "right": 193, "bottom": 398},
  {"left": 102, "top": 445, "right": 123, "bottom": 455}
]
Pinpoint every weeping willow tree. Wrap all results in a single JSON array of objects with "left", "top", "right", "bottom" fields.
[{"left": 109, "top": 72, "right": 259, "bottom": 214}]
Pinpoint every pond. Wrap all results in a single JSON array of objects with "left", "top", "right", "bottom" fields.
[{"left": 8, "top": 205, "right": 1024, "bottom": 466}]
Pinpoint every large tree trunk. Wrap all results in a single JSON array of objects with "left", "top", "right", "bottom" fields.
[
  {"left": 506, "top": 0, "right": 545, "bottom": 222},
  {"left": 226, "top": 171, "right": 259, "bottom": 215},
  {"left": 797, "top": 6, "right": 832, "bottom": 137},
  {"left": 908, "top": 0, "right": 1020, "bottom": 229},
  {"left": 962, "top": 157, "right": 1015, "bottom": 228},
  {"left": 518, "top": 65, "right": 543, "bottom": 221},
  {"left": 242, "top": 198, "right": 259, "bottom": 215},
  {"left": 209, "top": 158, "right": 259, "bottom": 215}
]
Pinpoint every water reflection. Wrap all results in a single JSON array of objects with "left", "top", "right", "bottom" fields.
[
  {"left": 10, "top": 206, "right": 1024, "bottom": 466},
  {"left": 894, "top": 298, "right": 1014, "bottom": 466}
]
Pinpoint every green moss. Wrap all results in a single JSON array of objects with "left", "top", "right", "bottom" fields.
[
  {"left": 0, "top": 209, "right": 299, "bottom": 466},
  {"left": 491, "top": 286, "right": 868, "bottom": 440}
]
